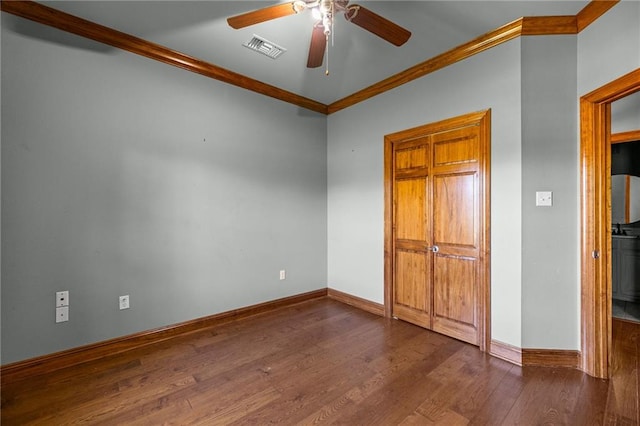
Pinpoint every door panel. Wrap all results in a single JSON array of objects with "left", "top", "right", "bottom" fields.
[
  {"left": 394, "top": 250, "right": 431, "bottom": 328},
  {"left": 433, "top": 173, "right": 476, "bottom": 248},
  {"left": 395, "top": 251, "right": 429, "bottom": 311},
  {"left": 433, "top": 128, "right": 479, "bottom": 168},
  {"left": 396, "top": 145, "right": 429, "bottom": 171},
  {"left": 395, "top": 179, "right": 427, "bottom": 241},
  {"left": 432, "top": 255, "right": 478, "bottom": 344}
]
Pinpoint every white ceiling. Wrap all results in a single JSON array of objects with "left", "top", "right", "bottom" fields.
[{"left": 33, "top": 1, "right": 591, "bottom": 104}]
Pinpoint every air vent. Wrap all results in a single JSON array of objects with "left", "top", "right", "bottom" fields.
[{"left": 243, "top": 35, "right": 287, "bottom": 59}]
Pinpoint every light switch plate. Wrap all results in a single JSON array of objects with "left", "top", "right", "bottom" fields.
[{"left": 536, "top": 191, "right": 553, "bottom": 207}]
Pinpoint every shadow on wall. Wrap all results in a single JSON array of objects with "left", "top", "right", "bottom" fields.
[
  {"left": 2, "top": 3, "right": 249, "bottom": 54},
  {"left": 3, "top": 15, "right": 114, "bottom": 53}
]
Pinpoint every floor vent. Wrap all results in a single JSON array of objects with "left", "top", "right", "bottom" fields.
[{"left": 243, "top": 35, "right": 286, "bottom": 59}]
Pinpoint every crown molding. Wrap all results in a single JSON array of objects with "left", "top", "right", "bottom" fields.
[
  {"left": 520, "top": 16, "right": 577, "bottom": 35},
  {"left": 577, "top": 0, "right": 619, "bottom": 33},
  {"left": 1, "top": 0, "right": 620, "bottom": 115},
  {"left": 327, "top": 0, "right": 618, "bottom": 114},
  {"left": 327, "top": 18, "right": 524, "bottom": 114}
]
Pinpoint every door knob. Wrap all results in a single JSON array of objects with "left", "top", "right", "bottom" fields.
[{"left": 426, "top": 245, "right": 439, "bottom": 253}]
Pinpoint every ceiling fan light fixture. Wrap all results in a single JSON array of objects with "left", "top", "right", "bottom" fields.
[{"left": 319, "top": 0, "right": 332, "bottom": 14}]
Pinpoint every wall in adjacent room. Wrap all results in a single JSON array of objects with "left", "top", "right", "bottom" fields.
[{"left": 1, "top": 16, "right": 328, "bottom": 364}]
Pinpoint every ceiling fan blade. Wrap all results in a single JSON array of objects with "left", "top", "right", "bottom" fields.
[
  {"left": 307, "top": 23, "right": 327, "bottom": 68},
  {"left": 344, "top": 5, "right": 411, "bottom": 46},
  {"left": 227, "top": 2, "right": 301, "bottom": 29}
]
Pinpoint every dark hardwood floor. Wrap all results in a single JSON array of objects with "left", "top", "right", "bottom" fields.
[{"left": 2, "top": 298, "right": 639, "bottom": 425}]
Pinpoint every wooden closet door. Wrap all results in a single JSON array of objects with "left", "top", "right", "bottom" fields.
[
  {"left": 392, "top": 138, "right": 432, "bottom": 329},
  {"left": 387, "top": 111, "right": 489, "bottom": 348},
  {"left": 430, "top": 125, "right": 481, "bottom": 345}
]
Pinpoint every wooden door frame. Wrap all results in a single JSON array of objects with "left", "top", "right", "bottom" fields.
[
  {"left": 383, "top": 110, "right": 491, "bottom": 352},
  {"left": 580, "top": 68, "right": 640, "bottom": 379}
]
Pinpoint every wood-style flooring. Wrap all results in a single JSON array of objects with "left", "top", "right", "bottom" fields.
[{"left": 2, "top": 298, "right": 639, "bottom": 425}]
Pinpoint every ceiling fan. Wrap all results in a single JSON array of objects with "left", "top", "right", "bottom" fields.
[{"left": 227, "top": 0, "right": 411, "bottom": 71}]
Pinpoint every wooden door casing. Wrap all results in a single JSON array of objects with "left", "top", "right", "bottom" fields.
[
  {"left": 384, "top": 110, "right": 491, "bottom": 350},
  {"left": 580, "top": 69, "right": 640, "bottom": 378}
]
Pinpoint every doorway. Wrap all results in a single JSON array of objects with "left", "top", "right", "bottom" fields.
[
  {"left": 383, "top": 110, "right": 491, "bottom": 351},
  {"left": 580, "top": 68, "right": 640, "bottom": 379},
  {"left": 610, "top": 135, "right": 640, "bottom": 323}
]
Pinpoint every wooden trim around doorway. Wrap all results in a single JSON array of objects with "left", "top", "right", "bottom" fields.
[
  {"left": 580, "top": 68, "right": 640, "bottom": 379},
  {"left": 611, "top": 129, "right": 640, "bottom": 144}
]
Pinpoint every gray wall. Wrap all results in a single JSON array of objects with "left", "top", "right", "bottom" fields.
[
  {"left": 521, "top": 36, "right": 578, "bottom": 349},
  {"left": 328, "top": 39, "right": 524, "bottom": 347},
  {"left": 611, "top": 92, "right": 640, "bottom": 134},
  {"left": 577, "top": 0, "right": 640, "bottom": 97},
  {"left": 1, "top": 16, "right": 327, "bottom": 364}
]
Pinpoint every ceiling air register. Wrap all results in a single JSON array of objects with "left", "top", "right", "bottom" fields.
[{"left": 243, "top": 35, "right": 287, "bottom": 59}]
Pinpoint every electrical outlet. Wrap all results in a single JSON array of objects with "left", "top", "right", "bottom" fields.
[
  {"left": 56, "top": 290, "right": 69, "bottom": 307},
  {"left": 56, "top": 306, "right": 69, "bottom": 323},
  {"left": 279, "top": 270, "right": 286, "bottom": 280},
  {"left": 119, "top": 295, "right": 130, "bottom": 310}
]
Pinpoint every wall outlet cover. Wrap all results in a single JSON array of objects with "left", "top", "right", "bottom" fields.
[
  {"left": 56, "top": 306, "right": 69, "bottom": 323},
  {"left": 56, "top": 290, "right": 69, "bottom": 307},
  {"left": 119, "top": 295, "right": 130, "bottom": 310}
]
